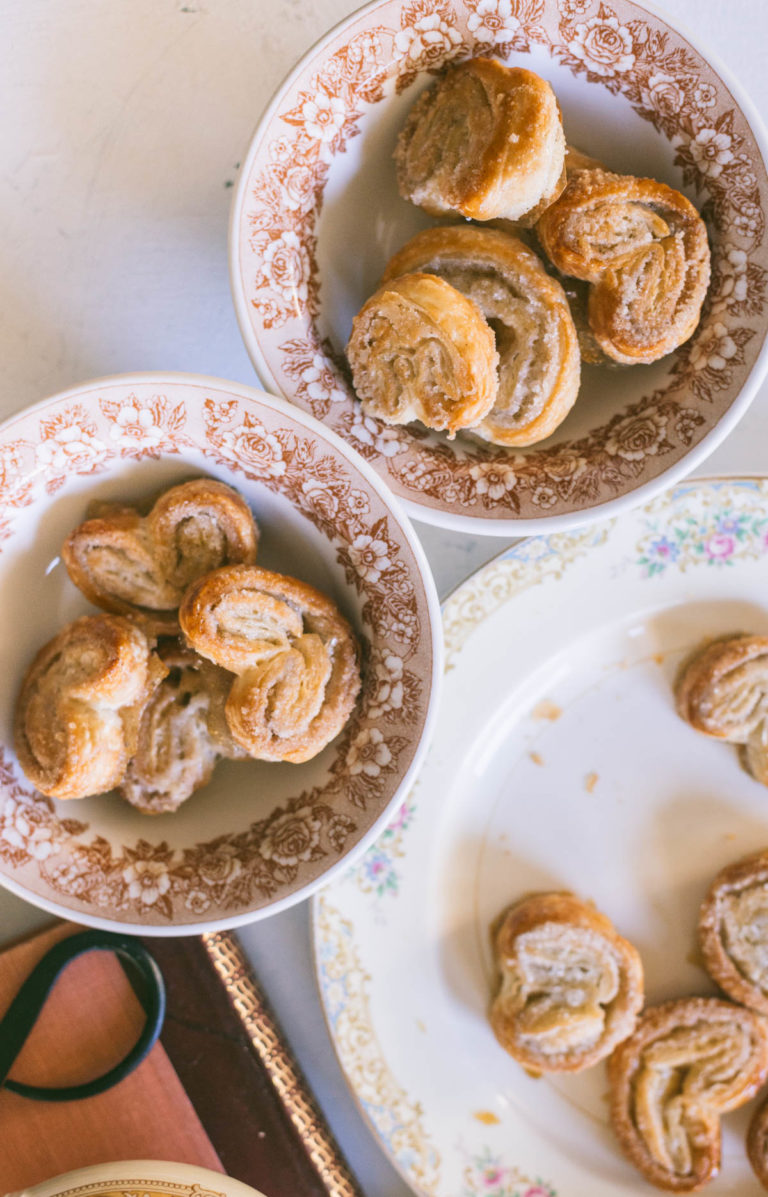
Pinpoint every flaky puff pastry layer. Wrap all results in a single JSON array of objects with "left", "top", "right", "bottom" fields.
[
  {"left": 490, "top": 892, "right": 643, "bottom": 1073},
  {"left": 14, "top": 614, "right": 166, "bottom": 801},
  {"left": 675, "top": 634, "right": 768, "bottom": 786},
  {"left": 395, "top": 59, "right": 565, "bottom": 224},
  {"left": 179, "top": 565, "right": 361, "bottom": 764},
  {"left": 537, "top": 168, "right": 710, "bottom": 364},
  {"left": 698, "top": 850, "right": 768, "bottom": 1017},
  {"left": 63, "top": 478, "right": 259, "bottom": 634},
  {"left": 347, "top": 272, "right": 498, "bottom": 437},
  {"left": 383, "top": 225, "right": 580, "bottom": 447},
  {"left": 120, "top": 639, "right": 246, "bottom": 815},
  {"left": 608, "top": 998, "right": 768, "bottom": 1192}
]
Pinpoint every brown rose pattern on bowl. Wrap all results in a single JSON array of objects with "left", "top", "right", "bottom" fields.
[
  {"left": 0, "top": 378, "right": 436, "bottom": 928},
  {"left": 233, "top": 0, "right": 768, "bottom": 526}
]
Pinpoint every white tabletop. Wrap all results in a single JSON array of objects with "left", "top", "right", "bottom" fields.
[{"left": 1, "top": 1, "right": 767, "bottom": 1193}]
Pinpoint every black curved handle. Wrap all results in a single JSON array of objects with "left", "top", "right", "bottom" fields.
[{"left": 0, "top": 928, "right": 165, "bottom": 1101}]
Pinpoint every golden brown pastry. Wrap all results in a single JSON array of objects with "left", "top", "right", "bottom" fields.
[
  {"left": 179, "top": 565, "right": 361, "bottom": 763},
  {"left": 748, "top": 1093, "right": 768, "bottom": 1189},
  {"left": 675, "top": 634, "right": 768, "bottom": 785},
  {"left": 14, "top": 614, "right": 166, "bottom": 801},
  {"left": 698, "top": 850, "right": 768, "bottom": 1015},
  {"left": 346, "top": 272, "right": 498, "bottom": 437},
  {"left": 490, "top": 892, "right": 643, "bottom": 1072},
  {"left": 120, "top": 640, "right": 246, "bottom": 815},
  {"left": 62, "top": 478, "right": 259, "bottom": 634},
  {"left": 608, "top": 998, "right": 768, "bottom": 1191},
  {"left": 382, "top": 226, "right": 580, "bottom": 447},
  {"left": 395, "top": 59, "right": 565, "bottom": 225},
  {"left": 536, "top": 168, "right": 710, "bottom": 364}
]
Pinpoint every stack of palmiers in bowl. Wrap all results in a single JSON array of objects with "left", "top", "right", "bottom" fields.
[{"left": 347, "top": 57, "right": 711, "bottom": 449}]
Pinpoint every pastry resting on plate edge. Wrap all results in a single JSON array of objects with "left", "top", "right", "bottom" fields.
[
  {"left": 395, "top": 58, "right": 566, "bottom": 226},
  {"left": 179, "top": 564, "right": 361, "bottom": 764},
  {"left": 675, "top": 634, "right": 768, "bottom": 785},
  {"left": 346, "top": 271, "right": 499, "bottom": 437},
  {"left": 382, "top": 225, "right": 580, "bottom": 447},
  {"left": 698, "top": 849, "right": 768, "bottom": 1017},
  {"left": 63, "top": 477, "right": 259, "bottom": 634},
  {"left": 490, "top": 891, "right": 644, "bottom": 1073},
  {"left": 608, "top": 997, "right": 768, "bottom": 1192}
]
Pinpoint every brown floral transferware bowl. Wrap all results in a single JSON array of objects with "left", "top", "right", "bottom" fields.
[
  {"left": 0, "top": 373, "right": 441, "bottom": 933},
  {"left": 230, "top": 0, "right": 768, "bottom": 534}
]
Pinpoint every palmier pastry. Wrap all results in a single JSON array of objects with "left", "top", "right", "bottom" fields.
[
  {"left": 490, "top": 892, "right": 643, "bottom": 1072},
  {"left": 675, "top": 634, "right": 768, "bottom": 785},
  {"left": 383, "top": 226, "right": 580, "bottom": 446},
  {"left": 608, "top": 997, "right": 768, "bottom": 1191},
  {"left": 63, "top": 478, "right": 259, "bottom": 634},
  {"left": 14, "top": 614, "right": 166, "bottom": 801},
  {"left": 120, "top": 640, "right": 246, "bottom": 815},
  {"left": 346, "top": 272, "right": 498, "bottom": 436},
  {"left": 748, "top": 1093, "right": 768, "bottom": 1189},
  {"left": 395, "top": 58, "right": 565, "bottom": 225},
  {"left": 179, "top": 565, "right": 361, "bottom": 763},
  {"left": 536, "top": 168, "right": 710, "bottom": 364},
  {"left": 698, "top": 850, "right": 768, "bottom": 1015}
]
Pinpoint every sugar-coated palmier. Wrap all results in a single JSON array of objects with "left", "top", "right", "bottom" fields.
[
  {"left": 347, "top": 272, "right": 499, "bottom": 437},
  {"left": 490, "top": 892, "right": 644, "bottom": 1072},
  {"left": 383, "top": 225, "right": 580, "bottom": 446},
  {"left": 179, "top": 565, "right": 361, "bottom": 763},
  {"left": 120, "top": 640, "right": 246, "bottom": 815},
  {"left": 395, "top": 58, "right": 566, "bottom": 225},
  {"left": 675, "top": 634, "right": 768, "bottom": 785},
  {"left": 537, "top": 168, "right": 710, "bottom": 364},
  {"left": 63, "top": 478, "right": 259, "bottom": 634},
  {"left": 608, "top": 997, "right": 768, "bottom": 1191},
  {"left": 15, "top": 614, "right": 166, "bottom": 801},
  {"left": 698, "top": 849, "right": 768, "bottom": 1015}
]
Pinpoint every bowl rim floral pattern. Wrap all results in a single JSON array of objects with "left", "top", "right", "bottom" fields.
[
  {"left": 229, "top": 0, "right": 768, "bottom": 536},
  {"left": 0, "top": 371, "right": 442, "bottom": 936}
]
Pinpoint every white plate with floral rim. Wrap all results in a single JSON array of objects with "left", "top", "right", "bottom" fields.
[
  {"left": 0, "top": 372, "right": 441, "bottom": 934},
  {"left": 230, "top": 0, "right": 768, "bottom": 536},
  {"left": 313, "top": 475, "right": 768, "bottom": 1196}
]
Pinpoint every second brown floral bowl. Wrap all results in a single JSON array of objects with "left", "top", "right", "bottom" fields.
[
  {"left": 231, "top": 0, "right": 768, "bottom": 534},
  {"left": 0, "top": 373, "right": 441, "bottom": 933}
]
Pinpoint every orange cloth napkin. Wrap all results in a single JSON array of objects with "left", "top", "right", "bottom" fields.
[{"left": 0, "top": 922, "right": 222, "bottom": 1192}]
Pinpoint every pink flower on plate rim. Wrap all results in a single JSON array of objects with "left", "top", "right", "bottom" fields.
[
  {"left": 705, "top": 533, "right": 735, "bottom": 560},
  {"left": 569, "top": 13, "right": 636, "bottom": 76}
]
